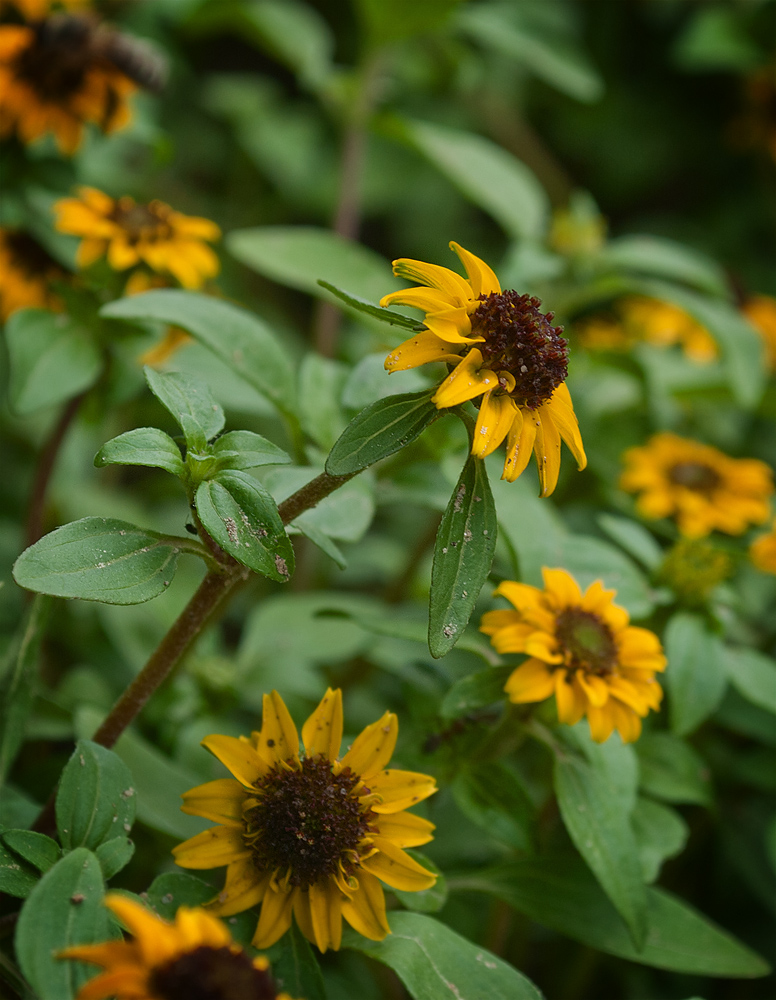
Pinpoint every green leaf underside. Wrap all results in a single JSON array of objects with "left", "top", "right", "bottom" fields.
[
  {"left": 295, "top": 521, "right": 347, "bottom": 569},
  {"left": 317, "top": 280, "right": 423, "bottom": 331},
  {"left": 5, "top": 308, "right": 102, "bottom": 415},
  {"left": 15, "top": 848, "right": 115, "bottom": 1000},
  {"left": 0, "top": 596, "right": 48, "bottom": 786},
  {"left": 326, "top": 389, "right": 440, "bottom": 476},
  {"left": 458, "top": 855, "right": 769, "bottom": 977},
  {"left": 95, "top": 427, "right": 185, "bottom": 476},
  {"left": 555, "top": 755, "right": 648, "bottom": 949},
  {"left": 101, "top": 290, "right": 295, "bottom": 413},
  {"left": 428, "top": 455, "right": 498, "bottom": 658},
  {"left": 665, "top": 612, "right": 727, "bottom": 735},
  {"left": 343, "top": 911, "right": 544, "bottom": 1000},
  {"left": 1, "top": 830, "right": 60, "bottom": 874},
  {"left": 56, "top": 740, "right": 136, "bottom": 851},
  {"left": 144, "top": 367, "right": 225, "bottom": 447},
  {"left": 13, "top": 518, "right": 180, "bottom": 605},
  {"left": 195, "top": 471, "right": 294, "bottom": 581},
  {"left": 212, "top": 430, "right": 291, "bottom": 470},
  {"left": 0, "top": 840, "right": 38, "bottom": 898}
]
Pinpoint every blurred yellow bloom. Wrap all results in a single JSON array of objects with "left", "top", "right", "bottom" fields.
[
  {"left": 621, "top": 432, "right": 773, "bottom": 538},
  {"left": 750, "top": 519, "right": 776, "bottom": 574},
  {"left": 55, "top": 187, "right": 220, "bottom": 289},
  {"left": 381, "top": 242, "right": 586, "bottom": 497},
  {"left": 0, "top": 228, "right": 63, "bottom": 320},
  {"left": 174, "top": 689, "right": 437, "bottom": 953},
  {"left": 743, "top": 295, "right": 776, "bottom": 371},
  {"left": 481, "top": 568, "right": 666, "bottom": 743},
  {"left": 60, "top": 893, "right": 295, "bottom": 1000}
]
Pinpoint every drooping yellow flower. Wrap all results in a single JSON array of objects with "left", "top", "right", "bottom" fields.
[
  {"left": 481, "top": 568, "right": 666, "bottom": 743},
  {"left": 173, "top": 689, "right": 437, "bottom": 953},
  {"left": 59, "top": 893, "right": 296, "bottom": 1000},
  {"left": 0, "top": 13, "right": 136, "bottom": 154},
  {"left": 54, "top": 187, "right": 220, "bottom": 289},
  {"left": 380, "top": 242, "right": 586, "bottom": 496},
  {"left": 750, "top": 518, "right": 776, "bottom": 574},
  {"left": 620, "top": 432, "right": 773, "bottom": 539},
  {"left": 743, "top": 295, "right": 776, "bottom": 371},
  {"left": 0, "top": 228, "right": 64, "bottom": 320}
]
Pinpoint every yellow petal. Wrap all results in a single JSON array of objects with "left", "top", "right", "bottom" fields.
[
  {"left": 554, "top": 671, "right": 585, "bottom": 725},
  {"left": 339, "top": 711, "right": 397, "bottom": 779},
  {"left": 213, "top": 860, "right": 269, "bottom": 917},
  {"left": 363, "top": 837, "right": 437, "bottom": 891},
  {"left": 302, "top": 687, "right": 343, "bottom": 761},
  {"left": 449, "top": 241, "right": 501, "bottom": 299},
  {"left": 611, "top": 700, "right": 643, "bottom": 743},
  {"left": 253, "top": 887, "right": 295, "bottom": 949},
  {"left": 58, "top": 939, "right": 134, "bottom": 969},
  {"left": 180, "top": 778, "right": 245, "bottom": 826},
  {"left": 493, "top": 579, "right": 543, "bottom": 613},
  {"left": 586, "top": 704, "right": 617, "bottom": 743},
  {"left": 308, "top": 880, "right": 342, "bottom": 953},
  {"left": 256, "top": 691, "right": 300, "bottom": 764},
  {"left": 384, "top": 329, "right": 462, "bottom": 372},
  {"left": 392, "top": 258, "right": 472, "bottom": 304},
  {"left": 504, "top": 658, "right": 555, "bottom": 703},
  {"left": 546, "top": 382, "right": 586, "bottom": 470},
  {"left": 201, "top": 734, "right": 268, "bottom": 787},
  {"left": 577, "top": 672, "right": 610, "bottom": 707},
  {"left": 169, "top": 213, "right": 221, "bottom": 241},
  {"left": 380, "top": 286, "right": 456, "bottom": 314},
  {"left": 341, "top": 870, "right": 390, "bottom": 940},
  {"left": 368, "top": 769, "right": 437, "bottom": 814},
  {"left": 76, "top": 967, "right": 147, "bottom": 1000},
  {"left": 76, "top": 238, "right": 107, "bottom": 268},
  {"left": 502, "top": 406, "right": 536, "bottom": 483},
  {"left": 376, "top": 811, "right": 435, "bottom": 848},
  {"left": 102, "top": 895, "right": 179, "bottom": 967},
  {"left": 533, "top": 404, "right": 562, "bottom": 498},
  {"left": 541, "top": 568, "right": 583, "bottom": 607},
  {"left": 172, "top": 825, "right": 250, "bottom": 869},
  {"left": 479, "top": 608, "right": 522, "bottom": 634},
  {"left": 472, "top": 391, "right": 516, "bottom": 459},
  {"left": 106, "top": 238, "right": 138, "bottom": 271},
  {"left": 175, "top": 906, "right": 232, "bottom": 950},
  {"left": 432, "top": 349, "right": 499, "bottom": 408}
]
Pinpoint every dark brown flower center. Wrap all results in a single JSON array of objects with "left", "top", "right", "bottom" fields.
[
  {"left": 15, "top": 15, "right": 94, "bottom": 100},
  {"left": 668, "top": 461, "right": 720, "bottom": 493},
  {"left": 472, "top": 291, "right": 569, "bottom": 409},
  {"left": 148, "top": 946, "right": 277, "bottom": 1000},
  {"left": 111, "top": 198, "right": 172, "bottom": 242},
  {"left": 4, "top": 230, "right": 60, "bottom": 278},
  {"left": 243, "top": 756, "right": 376, "bottom": 890},
  {"left": 555, "top": 607, "right": 617, "bottom": 675}
]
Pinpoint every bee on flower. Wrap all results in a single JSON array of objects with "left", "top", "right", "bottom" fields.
[
  {"left": 173, "top": 689, "right": 437, "bottom": 953},
  {"left": 380, "top": 242, "right": 586, "bottom": 497},
  {"left": 481, "top": 568, "right": 666, "bottom": 743},
  {"left": 60, "top": 893, "right": 296, "bottom": 1000}
]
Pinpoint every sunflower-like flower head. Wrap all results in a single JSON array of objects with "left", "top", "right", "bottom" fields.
[
  {"left": 54, "top": 186, "right": 221, "bottom": 290},
  {"left": 0, "top": 227, "right": 64, "bottom": 319},
  {"left": 743, "top": 294, "right": 776, "bottom": 371},
  {"left": 620, "top": 432, "right": 774, "bottom": 538},
  {"left": 380, "top": 242, "right": 586, "bottom": 497},
  {"left": 750, "top": 518, "right": 776, "bottom": 574},
  {"left": 60, "top": 893, "right": 296, "bottom": 1000},
  {"left": 173, "top": 689, "right": 437, "bottom": 953},
  {"left": 481, "top": 568, "right": 667, "bottom": 743},
  {"left": 0, "top": 8, "right": 138, "bottom": 153}
]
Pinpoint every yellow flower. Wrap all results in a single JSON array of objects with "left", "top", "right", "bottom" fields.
[
  {"left": 7, "top": 0, "right": 87, "bottom": 20},
  {"left": 54, "top": 186, "right": 221, "bottom": 289},
  {"left": 481, "top": 568, "right": 666, "bottom": 743},
  {"left": 575, "top": 314, "right": 633, "bottom": 352},
  {"left": 657, "top": 538, "right": 732, "bottom": 607},
  {"left": 59, "top": 893, "right": 296, "bottom": 1000},
  {"left": 750, "top": 518, "right": 776, "bottom": 574},
  {"left": 0, "top": 14, "right": 135, "bottom": 154},
  {"left": 380, "top": 242, "right": 586, "bottom": 497},
  {"left": 621, "top": 296, "right": 718, "bottom": 363},
  {"left": 124, "top": 270, "right": 193, "bottom": 367},
  {"left": 743, "top": 295, "right": 776, "bottom": 371},
  {"left": 173, "top": 689, "right": 437, "bottom": 953},
  {"left": 620, "top": 432, "right": 774, "bottom": 539},
  {"left": 0, "top": 228, "right": 63, "bottom": 320}
]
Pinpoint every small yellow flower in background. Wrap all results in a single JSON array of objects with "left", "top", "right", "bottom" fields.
[
  {"left": 620, "top": 432, "right": 773, "bottom": 539},
  {"left": 481, "top": 568, "right": 666, "bottom": 743},
  {"left": 549, "top": 205, "right": 606, "bottom": 257},
  {"left": 750, "top": 518, "right": 776, "bottom": 574},
  {"left": 0, "top": 12, "right": 135, "bottom": 154},
  {"left": 0, "top": 228, "right": 64, "bottom": 320},
  {"left": 7, "top": 0, "right": 87, "bottom": 20},
  {"left": 743, "top": 295, "right": 776, "bottom": 371},
  {"left": 54, "top": 187, "right": 221, "bottom": 289},
  {"left": 380, "top": 242, "right": 586, "bottom": 497},
  {"left": 173, "top": 689, "right": 437, "bottom": 953},
  {"left": 657, "top": 538, "right": 732, "bottom": 607},
  {"left": 60, "top": 893, "right": 296, "bottom": 1000}
]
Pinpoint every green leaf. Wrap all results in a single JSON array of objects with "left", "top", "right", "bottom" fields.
[
  {"left": 597, "top": 513, "right": 663, "bottom": 571},
  {"left": 665, "top": 612, "right": 727, "bottom": 735},
  {"left": 632, "top": 798, "right": 688, "bottom": 884},
  {"left": 597, "top": 236, "right": 727, "bottom": 296},
  {"left": 5, "top": 308, "right": 102, "bottom": 414},
  {"left": 144, "top": 367, "right": 225, "bottom": 448},
  {"left": 298, "top": 353, "right": 347, "bottom": 451},
  {"left": 428, "top": 456, "right": 497, "bottom": 658},
  {"left": 636, "top": 733, "right": 712, "bottom": 806},
  {"left": 146, "top": 871, "right": 212, "bottom": 916},
  {"left": 460, "top": 853, "right": 770, "bottom": 976},
  {"left": 267, "top": 923, "right": 328, "bottom": 1000},
  {"left": 295, "top": 521, "right": 347, "bottom": 569},
  {"left": 1, "top": 830, "right": 60, "bottom": 874},
  {"left": 453, "top": 762, "right": 534, "bottom": 851},
  {"left": 344, "top": 911, "right": 543, "bottom": 999},
  {"left": 94, "top": 427, "right": 185, "bottom": 476},
  {"left": 15, "top": 848, "right": 115, "bottom": 1000},
  {"left": 195, "top": 471, "right": 294, "bottom": 581},
  {"left": 0, "top": 596, "right": 48, "bottom": 787},
  {"left": 440, "top": 665, "right": 513, "bottom": 719},
  {"left": 0, "top": 839, "right": 38, "bottom": 898},
  {"left": 355, "top": 0, "right": 459, "bottom": 48},
  {"left": 212, "top": 430, "right": 291, "bottom": 471},
  {"left": 317, "top": 280, "right": 422, "bottom": 331},
  {"left": 56, "top": 740, "right": 136, "bottom": 851},
  {"left": 13, "top": 518, "right": 181, "bottom": 605},
  {"left": 94, "top": 837, "right": 135, "bottom": 880},
  {"left": 265, "top": 466, "right": 376, "bottom": 543},
  {"left": 101, "top": 290, "right": 295, "bottom": 414},
  {"left": 398, "top": 118, "right": 549, "bottom": 240},
  {"left": 554, "top": 754, "right": 648, "bottom": 949},
  {"left": 326, "top": 389, "right": 440, "bottom": 476},
  {"left": 725, "top": 648, "right": 776, "bottom": 716},
  {"left": 226, "top": 225, "right": 394, "bottom": 304},
  {"left": 393, "top": 851, "right": 448, "bottom": 915}
]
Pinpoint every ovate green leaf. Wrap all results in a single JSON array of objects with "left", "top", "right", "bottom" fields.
[
  {"left": 144, "top": 367, "right": 224, "bottom": 448},
  {"left": 725, "top": 648, "right": 776, "bottom": 716},
  {"left": 665, "top": 612, "right": 727, "bottom": 735},
  {"left": 636, "top": 733, "right": 712, "bottom": 806},
  {"left": 94, "top": 427, "right": 185, "bottom": 476},
  {"left": 1, "top": 830, "right": 60, "bottom": 874},
  {"left": 0, "top": 596, "right": 48, "bottom": 786},
  {"left": 453, "top": 762, "right": 534, "bottom": 851},
  {"left": 212, "top": 430, "right": 291, "bottom": 471},
  {"left": 56, "top": 740, "right": 136, "bottom": 851}
]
